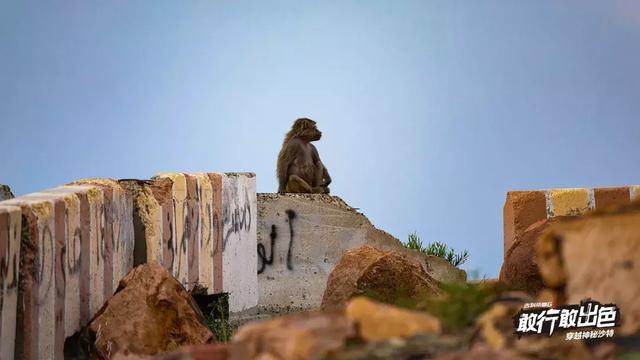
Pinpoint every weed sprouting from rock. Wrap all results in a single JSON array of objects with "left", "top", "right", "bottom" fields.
[{"left": 405, "top": 232, "right": 469, "bottom": 267}]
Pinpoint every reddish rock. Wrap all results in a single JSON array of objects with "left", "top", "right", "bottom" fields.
[
  {"left": 232, "top": 312, "right": 355, "bottom": 360},
  {"left": 87, "top": 263, "right": 213, "bottom": 359},
  {"left": 321, "top": 246, "right": 441, "bottom": 311},
  {"left": 499, "top": 218, "right": 561, "bottom": 293},
  {"left": 503, "top": 191, "right": 548, "bottom": 259}
]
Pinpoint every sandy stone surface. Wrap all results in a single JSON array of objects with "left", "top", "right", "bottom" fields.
[{"left": 538, "top": 201, "right": 640, "bottom": 336}]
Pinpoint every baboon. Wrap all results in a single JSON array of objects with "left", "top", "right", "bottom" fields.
[{"left": 277, "top": 118, "right": 332, "bottom": 194}]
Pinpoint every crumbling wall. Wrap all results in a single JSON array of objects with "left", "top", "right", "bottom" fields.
[
  {"left": 0, "top": 181, "right": 134, "bottom": 360},
  {"left": 0, "top": 172, "right": 257, "bottom": 358},
  {"left": 503, "top": 186, "right": 640, "bottom": 258},
  {"left": 124, "top": 172, "right": 258, "bottom": 313}
]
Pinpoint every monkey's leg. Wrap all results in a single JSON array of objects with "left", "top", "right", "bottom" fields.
[
  {"left": 311, "top": 186, "right": 329, "bottom": 194},
  {"left": 286, "top": 175, "right": 313, "bottom": 193}
]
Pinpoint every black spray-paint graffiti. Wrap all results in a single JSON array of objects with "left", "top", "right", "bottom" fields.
[
  {"left": 257, "top": 209, "right": 296, "bottom": 274},
  {"left": 257, "top": 225, "right": 276, "bottom": 274},
  {"left": 222, "top": 191, "right": 252, "bottom": 251}
]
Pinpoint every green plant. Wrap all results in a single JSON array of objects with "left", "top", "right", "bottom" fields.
[
  {"left": 417, "top": 282, "right": 495, "bottom": 331},
  {"left": 405, "top": 232, "right": 469, "bottom": 267},
  {"left": 204, "top": 294, "right": 237, "bottom": 342}
]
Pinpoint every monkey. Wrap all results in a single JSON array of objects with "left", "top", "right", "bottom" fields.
[{"left": 277, "top": 118, "right": 332, "bottom": 194}]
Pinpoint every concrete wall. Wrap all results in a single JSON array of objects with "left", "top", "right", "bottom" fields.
[
  {"left": 256, "top": 193, "right": 407, "bottom": 314},
  {"left": 0, "top": 181, "right": 135, "bottom": 360},
  {"left": 0, "top": 172, "right": 257, "bottom": 359},
  {"left": 123, "top": 172, "right": 258, "bottom": 313},
  {"left": 503, "top": 185, "right": 640, "bottom": 257},
  {"left": 0, "top": 205, "right": 20, "bottom": 360},
  {"left": 221, "top": 174, "right": 258, "bottom": 313}
]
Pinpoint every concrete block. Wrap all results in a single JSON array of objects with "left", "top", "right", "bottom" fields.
[
  {"left": 256, "top": 193, "right": 406, "bottom": 314},
  {"left": 220, "top": 173, "right": 257, "bottom": 313},
  {"left": 0, "top": 205, "right": 21, "bottom": 360},
  {"left": 72, "top": 179, "right": 136, "bottom": 302},
  {"left": 0, "top": 181, "right": 134, "bottom": 360},
  {"left": 129, "top": 173, "right": 257, "bottom": 313},
  {"left": 504, "top": 185, "right": 638, "bottom": 258}
]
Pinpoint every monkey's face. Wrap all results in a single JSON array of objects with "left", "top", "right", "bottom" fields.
[
  {"left": 293, "top": 118, "right": 322, "bottom": 142},
  {"left": 301, "top": 125, "right": 322, "bottom": 141}
]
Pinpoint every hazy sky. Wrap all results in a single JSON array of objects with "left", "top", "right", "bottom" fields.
[{"left": 2, "top": 1, "right": 639, "bottom": 277}]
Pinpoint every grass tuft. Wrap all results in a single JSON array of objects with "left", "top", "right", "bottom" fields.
[{"left": 405, "top": 232, "right": 469, "bottom": 267}]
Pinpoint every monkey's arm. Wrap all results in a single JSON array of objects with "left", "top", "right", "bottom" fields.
[
  {"left": 278, "top": 139, "right": 306, "bottom": 193},
  {"left": 311, "top": 144, "right": 331, "bottom": 187},
  {"left": 322, "top": 166, "right": 331, "bottom": 186}
]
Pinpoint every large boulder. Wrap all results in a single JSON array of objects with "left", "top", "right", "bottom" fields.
[
  {"left": 86, "top": 263, "right": 213, "bottom": 358},
  {"left": 321, "top": 246, "right": 441, "bottom": 311},
  {"left": 537, "top": 201, "right": 640, "bottom": 336},
  {"left": 499, "top": 218, "right": 561, "bottom": 293}
]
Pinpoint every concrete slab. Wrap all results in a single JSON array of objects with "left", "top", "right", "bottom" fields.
[{"left": 0, "top": 205, "right": 21, "bottom": 360}]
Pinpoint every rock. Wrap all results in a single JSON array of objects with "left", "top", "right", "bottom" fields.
[
  {"left": 113, "top": 344, "right": 230, "bottom": 360},
  {"left": 473, "top": 302, "right": 591, "bottom": 360},
  {"left": 0, "top": 184, "right": 14, "bottom": 201},
  {"left": 422, "top": 254, "right": 467, "bottom": 284},
  {"left": 499, "top": 218, "right": 560, "bottom": 293},
  {"left": 231, "top": 311, "right": 356, "bottom": 360},
  {"left": 346, "top": 297, "right": 441, "bottom": 342},
  {"left": 86, "top": 263, "right": 213, "bottom": 359},
  {"left": 537, "top": 201, "right": 640, "bottom": 336},
  {"left": 434, "top": 344, "right": 533, "bottom": 360},
  {"left": 323, "top": 333, "right": 467, "bottom": 360},
  {"left": 321, "top": 246, "right": 441, "bottom": 311}
]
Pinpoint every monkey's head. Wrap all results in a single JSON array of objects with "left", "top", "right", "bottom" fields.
[{"left": 290, "top": 118, "right": 322, "bottom": 142}]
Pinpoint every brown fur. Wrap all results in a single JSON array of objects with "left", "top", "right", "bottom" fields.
[{"left": 277, "top": 118, "right": 331, "bottom": 194}]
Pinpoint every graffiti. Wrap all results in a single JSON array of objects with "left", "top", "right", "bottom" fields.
[
  {"left": 257, "top": 209, "right": 296, "bottom": 274},
  {"left": 0, "top": 216, "right": 19, "bottom": 291},
  {"left": 285, "top": 210, "right": 295, "bottom": 271},
  {"left": 222, "top": 191, "right": 252, "bottom": 251},
  {"left": 97, "top": 204, "right": 106, "bottom": 265},
  {"left": 257, "top": 225, "right": 276, "bottom": 274},
  {"left": 212, "top": 204, "right": 221, "bottom": 255},
  {"left": 35, "top": 224, "right": 55, "bottom": 306},
  {"left": 205, "top": 203, "right": 213, "bottom": 250},
  {"left": 176, "top": 200, "right": 189, "bottom": 278},
  {"left": 165, "top": 207, "right": 174, "bottom": 271},
  {"left": 64, "top": 208, "right": 82, "bottom": 275}
]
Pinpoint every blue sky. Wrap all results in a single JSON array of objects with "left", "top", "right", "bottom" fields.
[{"left": 2, "top": 1, "right": 639, "bottom": 277}]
